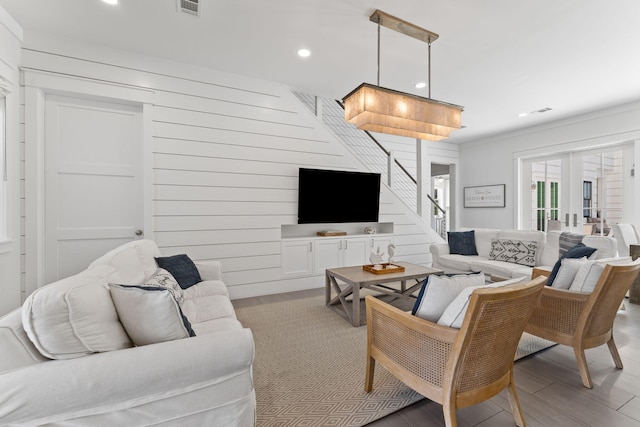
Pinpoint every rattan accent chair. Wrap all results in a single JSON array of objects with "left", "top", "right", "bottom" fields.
[
  {"left": 526, "top": 262, "right": 640, "bottom": 388},
  {"left": 365, "top": 277, "right": 546, "bottom": 427}
]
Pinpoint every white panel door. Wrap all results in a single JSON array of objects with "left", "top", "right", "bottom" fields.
[{"left": 44, "top": 94, "right": 143, "bottom": 283}]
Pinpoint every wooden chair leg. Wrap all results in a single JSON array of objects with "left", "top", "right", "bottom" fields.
[
  {"left": 506, "top": 374, "right": 526, "bottom": 427},
  {"left": 573, "top": 346, "right": 593, "bottom": 389},
  {"left": 607, "top": 336, "right": 624, "bottom": 369},
  {"left": 364, "top": 356, "right": 375, "bottom": 392},
  {"left": 442, "top": 401, "right": 458, "bottom": 427}
]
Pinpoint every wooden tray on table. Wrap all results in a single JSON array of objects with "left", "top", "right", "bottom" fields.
[{"left": 363, "top": 263, "right": 406, "bottom": 275}]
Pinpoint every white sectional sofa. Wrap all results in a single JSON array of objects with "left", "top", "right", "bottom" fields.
[
  {"left": 430, "top": 229, "right": 618, "bottom": 278},
  {"left": 0, "top": 240, "right": 255, "bottom": 426}
]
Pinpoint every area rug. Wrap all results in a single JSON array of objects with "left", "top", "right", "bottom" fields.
[{"left": 235, "top": 295, "right": 554, "bottom": 427}]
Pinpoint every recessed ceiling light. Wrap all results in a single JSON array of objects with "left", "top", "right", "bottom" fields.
[
  {"left": 414, "top": 82, "right": 427, "bottom": 89},
  {"left": 102, "top": 0, "right": 118, "bottom": 4},
  {"left": 297, "top": 48, "right": 311, "bottom": 58},
  {"left": 518, "top": 107, "right": 552, "bottom": 118}
]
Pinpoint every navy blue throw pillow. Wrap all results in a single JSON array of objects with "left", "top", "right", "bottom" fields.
[
  {"left": 155, "top": 254, "right": 202, "bottom": 289},
  {"left": 447, "top": 230, "right": 478, "bottom": 256},
  {"left": 547, "top": 243, "right": 597, "bottom": 286}
]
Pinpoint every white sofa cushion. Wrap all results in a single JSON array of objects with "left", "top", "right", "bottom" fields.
[
  {"left": 412, "top": 272, "right": 486, "bottom": 322},
  {"left": 182, "top": 280, "right": 230, "bottom": 299},
  {"left": 191, "top": 317, "right": 245, "bottom": 335},
  {"left": 109, "top": 284, "right": 195, "bottom": 346},
  {"left": 460, "top": 228, "right": 499, "bottom": 258},
  {"left": 89, "top": 239, "right": 161, "bottom": 285},
  {"left": 181, "top": 294, "right": 238, "bottom": 324},
  {"left": 437, "top": 277, "right": 527, "bottom": 328},
  {"left": 435, "top": 254, "right": 485, "bottom": 272},
  {"left": 582, "top": 235, "right": 617, "bottom": 259},
  {"left": 22, "top": 265, "right": 133, "bottom": 360},
  {"left": 474, "top": 230, "right": 500, "bottom": 258},
  {"left": 540, "top": 230, "right": 562, "bottom": 267},
  {"left": 467, "top": 259, "right": 531, "bottom": 279}
]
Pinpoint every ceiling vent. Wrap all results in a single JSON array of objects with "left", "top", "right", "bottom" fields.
[{"left": 177, "top": 0, "right": 200, "bottom": 17}]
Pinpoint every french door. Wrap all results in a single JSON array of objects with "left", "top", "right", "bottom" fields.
[{"left": 522, "top": 143, "right": 634, "bottom": 234}]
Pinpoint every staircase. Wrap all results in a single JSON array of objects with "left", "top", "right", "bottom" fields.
[{"left": 293, "top": 91, "right": 448, "bottom": 240}]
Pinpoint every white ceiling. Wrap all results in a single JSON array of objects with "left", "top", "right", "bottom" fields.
[{"left": 2, "top": 0, "right": 640, "bottom": 143}]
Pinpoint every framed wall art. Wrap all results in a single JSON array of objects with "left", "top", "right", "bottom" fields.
[{"left": 464, "top": 184, "right": 505, "bottom": 208}]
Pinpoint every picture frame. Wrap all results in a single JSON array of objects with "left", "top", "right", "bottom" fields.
[{"left": 464, "top": 184, "right": 505, "bottom": 208}]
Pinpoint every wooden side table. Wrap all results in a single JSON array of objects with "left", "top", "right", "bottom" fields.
[{"left": 629, "top": 244, "right": 640, "bottom": 304}]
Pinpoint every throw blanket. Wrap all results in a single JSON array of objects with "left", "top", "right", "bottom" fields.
[{"left": 559, "top": 232, "right": 584, "bottom": 257}]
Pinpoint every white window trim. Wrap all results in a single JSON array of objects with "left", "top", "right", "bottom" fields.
[{"left": 0, "top": 93, "right": 6, "bottom": 243}]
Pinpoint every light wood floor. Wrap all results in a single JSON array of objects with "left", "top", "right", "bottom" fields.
[{"left": 233, "top": 289, "right": 640, "bottom": 427}]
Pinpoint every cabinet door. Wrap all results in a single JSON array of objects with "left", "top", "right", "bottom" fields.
[
  {"left": 343, "top": 237, "right": 368, "bottom": 267},
  {"left": 315, "top": 238, "right": 343, "bottom": 275},
  {"left": 281, "top": 240, "right": 314, "bottom": 278}
]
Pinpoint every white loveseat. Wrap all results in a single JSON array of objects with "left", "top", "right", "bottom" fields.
[
  {"left": 430, "top": 229, "right": 618, "bottom": 278},
  {"left": 0, "top": 240, "right": 255, "bottom": 426}
]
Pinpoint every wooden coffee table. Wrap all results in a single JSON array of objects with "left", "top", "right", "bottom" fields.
[{"left": 325, "top": 262, "right": 442, "bottom": 326}]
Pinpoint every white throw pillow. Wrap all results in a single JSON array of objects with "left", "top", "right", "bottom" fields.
[
  {"left": 567, "top": 257, "right": 633, "bottom": 293},
  {"left": 569, "top": 261, "right": 603, "bottom": 293},
  {"left": 109, "top": 284, "right": 195, "bottom": 346},
  {"left": 412, "top": 273, "right": 486, "bottom": 322},
  {"left": 437, "top": 276, "right": 527, "bottom": 329},
  {"left": 552, "top": 257, "right": 587, "bottom": 289}
]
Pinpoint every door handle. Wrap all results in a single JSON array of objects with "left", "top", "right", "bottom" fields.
[
  {"left": 135, "top": 229, "right": 143, "bottom": 236},
  {"left": 565, "top": 213, "right": 570, "bottom": 227},
  {"left": 573, "top": 214, "right": 578, "bottom": 227}
]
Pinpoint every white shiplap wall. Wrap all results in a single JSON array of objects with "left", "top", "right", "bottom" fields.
[{"left": 19, "top": 40, "right": 444, "bottom": 299}]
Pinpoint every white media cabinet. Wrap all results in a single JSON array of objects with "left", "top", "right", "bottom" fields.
[{"left": 280, "top": 223, "right": 394, "bottom": 279}]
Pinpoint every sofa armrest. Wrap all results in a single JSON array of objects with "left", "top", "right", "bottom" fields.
[
  {"left": 429, "top": 243, "right": 450, "bottom": 265},
  {"left": 195, "top": 260, "right": 223, "bottom": 281},
  {"left": 0, "top": 329, "right": 254, "bottom": 425}
]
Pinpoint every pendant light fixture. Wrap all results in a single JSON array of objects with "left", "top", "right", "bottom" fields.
[{"left": 343, "top": 10, "right": 463, "bottom": 141}]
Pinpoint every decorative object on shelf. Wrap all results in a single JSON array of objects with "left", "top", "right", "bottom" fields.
[
  {"left": 316, "top": 230, "right": 347, "bottom": 236},
  {"left": 362, "top": 263, "right": 406, "bottom": 275},
  {"left": 387, "top": 243, "right": 396, "bottom": 263},
  {"left": 369, "top": 246, "right": 384, "bottom": 266},
  {"left": 364, "top": 226, "right": 377, "bottom": 234},
  {"left": 342, "top": 9, "right": 463, "bottom": 141},
  {"left": 463, "top": 184, "right": 506, "bottom": 208}
]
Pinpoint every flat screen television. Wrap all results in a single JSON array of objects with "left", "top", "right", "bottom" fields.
[{"left": 297, "top": 168, "right": 381, "bottom": 224}]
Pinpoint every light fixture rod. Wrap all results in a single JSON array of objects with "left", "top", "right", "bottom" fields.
[
  {"left": 369, "top": 9, "right": 439, "bottom": 44},
  {"left": 377, "top": 21, "right": 381, "bottom": 86},
  {"left": 428, "top": 42, "right": 431, "bottom": 99}
]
